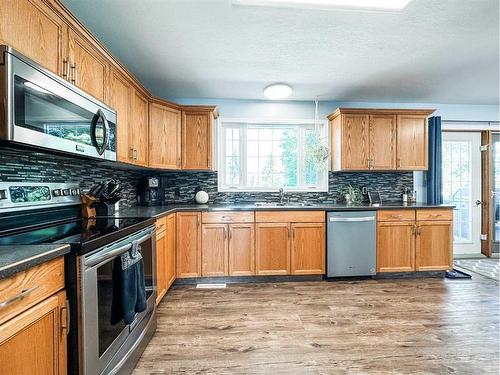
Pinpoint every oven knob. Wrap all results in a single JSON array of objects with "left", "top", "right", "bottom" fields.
[
  {"left": 52, "top": 189, "right": 62, "bottom": 197},
  {"left": 62, "top": 189, "right": 70, "bottom": 196},
  {"left": 0, "top": 189, "right": 7, "bottom": 200},
  {"left": 71, "top": 188, "right": 80, "bottom": 196}
]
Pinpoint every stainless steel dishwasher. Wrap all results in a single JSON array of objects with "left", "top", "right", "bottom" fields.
[{"left": 327, "top": 211, "right": 376, "bottom": 277}]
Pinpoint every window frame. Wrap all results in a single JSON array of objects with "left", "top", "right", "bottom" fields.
[{"left": 217, "top": 118, "right": 329, "bottom": 192}]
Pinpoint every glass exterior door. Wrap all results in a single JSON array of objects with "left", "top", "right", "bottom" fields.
[
  {"left": 442, "top": 132, "right": 482, "bottom": 255},
  {"left": 493, "top": 133, "right": 500, "bottom": 252}
]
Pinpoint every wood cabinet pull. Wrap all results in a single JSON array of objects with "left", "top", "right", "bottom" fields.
[
  {"left": 197, "top": 216, "right": 200, "bottom": 226},
  {"left": 0, "top": 285, "right": 39, "bottom": 310},
  {"left": 412, "top": 224, "right": 417, "bottom": 236},
  {"left": 223, "top": 227, "right": 227, "bottom": 239},
  {"left": 391, "top": 214, "right": 403, "bottom": 219}
]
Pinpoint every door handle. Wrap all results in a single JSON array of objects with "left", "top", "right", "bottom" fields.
[
  {"left": 62, "top": 58, "right": 70, "bottom": 80},
  {"left": 475, "top": 200, "right": 484, "bottom": 206},
  {"left": 70, "top": 63, "right": 77, "bottom": 84},
  {"left": 61, "top": 299, "right": 71, "bottom": 335}
]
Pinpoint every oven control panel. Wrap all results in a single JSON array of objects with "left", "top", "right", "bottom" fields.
[{"left": 0, "top": 182, "right": 81, "bottom": 212}]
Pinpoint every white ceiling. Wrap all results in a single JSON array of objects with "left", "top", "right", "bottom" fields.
[{"left": 62, "top": 0, "right": 499, "bottom": 104}]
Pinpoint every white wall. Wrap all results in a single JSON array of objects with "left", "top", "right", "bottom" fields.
[{"left": 172, "top": 98, "right": 500, "bottom": 122}]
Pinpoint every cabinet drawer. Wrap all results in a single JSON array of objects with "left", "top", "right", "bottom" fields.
[
  {"left": 255, "top": 211, "right": 325, "bottom": 223},
  {"left": 0, "top": 257, "right": 65, "bottom": 325},
  {"left": 156, "top": 216, "right": 167, "bottom": 232},
  {"left": 202, "top": 211, "right": 254, "bottom": 223},
  {"left": 416, "top": 209, "right": 453, "bottom": 221},
  {"left": 377, "top": 210, "right": 415, "bottom": 222}
]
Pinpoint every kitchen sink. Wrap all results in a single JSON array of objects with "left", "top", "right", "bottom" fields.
[{"left": 253, "top": 202, "right": 316, "bottom": 207}]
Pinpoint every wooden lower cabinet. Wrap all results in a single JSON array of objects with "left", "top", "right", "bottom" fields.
[
  {"left": 416, "top": 221, "right": 453, "bottom": 271},
  {"left": 377, "top": 222, "right": 416, "bottom": 272},
  {"left": 202, "top": 224, "right": 228, "bottom": 277},
  {"left": 228, "top": 224, "right": 255, "bottom": 276},
  {"left": 155, "top": 229, "right": 167, "bottom": 305},
  {"left": 176, "top": 212, "right": 202, "bottom": 278},
  {"left": 291, "top": 223, "right": 325, "bottom": 275},
  {"left": 0, "top": 290, "right": 67, "bottom": 375},
  {"left": 165, "top": 214, "right": 176, "bottom": 288},
  {"left": 256, "top": 223, "right": 291, "bottom": 275},
  {"left": 377, "top": 209, "right": 453, "bottom": 273}
]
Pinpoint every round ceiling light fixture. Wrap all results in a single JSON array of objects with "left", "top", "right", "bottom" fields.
[{"left": 263, "top": 83, "right": 293, "bottom": 100}]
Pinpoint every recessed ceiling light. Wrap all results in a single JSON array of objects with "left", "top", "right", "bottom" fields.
[
  {"left": 233, "top": 0, "right": 413, "bottom": 11},
  {"left": 263, "top": 83, "right": 293, "bottom": 100}
]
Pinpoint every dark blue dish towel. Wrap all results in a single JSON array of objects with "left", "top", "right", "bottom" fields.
[{"left": 111, "top": 241, "right": 147, "bottom": 325}]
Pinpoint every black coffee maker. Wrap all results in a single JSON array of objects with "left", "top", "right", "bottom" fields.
[{"left": 139, "top": 177, "right": 163, "bottom": 206}]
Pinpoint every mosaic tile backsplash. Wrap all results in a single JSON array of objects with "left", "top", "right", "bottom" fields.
[
  {"left": 157, "top": 170, "right": 414, "bottom": 204},
  {"left": 0, "top": 146, "right": 146, "bottom": 208},
  {"left": 0, "top": 146, "right": 413, "bottom": 207}
]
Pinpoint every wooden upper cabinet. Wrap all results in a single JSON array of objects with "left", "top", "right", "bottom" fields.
[
  {"left": 0, "top": 290, "right": 67, "bottom": 375},
  {"left": 377, "top": 221, "right": 416, "bottom": 273},
  {"left": 131, "top": 88, "right": 149, "bottom": 167},
  {"left": 256, "top": 223, "right": 290, "bottom": 275},
  {"left": 415, "top": 220, "right": 452, "bottom": 271},
  {"left": 369, "top": 114, "right": 396, "bottom": 170},
  {"left": 0, "top": 0, "right": 68, "bottom": 76},
  {"left": 341, "top": 114, "right": 369, "bottom": 170},
  {"left": 176, "top": 212, "right": 202, "bottom": 278},
  {"left": 228, "top": 223, "right": 255, "bottom": 276},
  {"left": 181, "top": 106, "right": 218, "bottom": 170},
  {"left": 109, "top": 69, "right": 132, "bottom": 163},
  {"left": 67, "top": 28, "right": 109, "bottom": 103},
  {"left": 202, "top": 224, "right": 228, "bottom": 277},
  {"left": 396, "top": 115, "right": 428, "bottom": 170},
  {"left": 165, "top": 214, "right": 176, "bottom": 288},
  {"left": 291, "top": 223, "right": 325, "bottom": 275},
  {"left": 329, "top": 109, "right": 434, "bottom": 171},
  {"left": 149, "top": 100, "right": 182, "bottom": 169}
]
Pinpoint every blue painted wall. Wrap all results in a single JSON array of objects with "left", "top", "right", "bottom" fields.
[{"left": 172, "top": 98, "right": 499, "bottom": 122}]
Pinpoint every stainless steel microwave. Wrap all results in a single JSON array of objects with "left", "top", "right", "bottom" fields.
[{"left": 0, "top": 45, "right": 116, "bottom": 161}]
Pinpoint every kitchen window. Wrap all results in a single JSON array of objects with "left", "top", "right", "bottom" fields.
[{"left": 218, "top": 119, "right": 329, "bottom": 192}]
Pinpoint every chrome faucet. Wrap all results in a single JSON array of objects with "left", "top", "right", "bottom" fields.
[{"left": 278, "top": 187, "right": 286, "bottom": 205}]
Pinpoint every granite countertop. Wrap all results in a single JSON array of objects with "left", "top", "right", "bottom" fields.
[
  {"left": 118, "top": 202, "right": 455, "bottom": 219},
  {"left": 0, "top": 244, "right": 70, "bottom": 280}
]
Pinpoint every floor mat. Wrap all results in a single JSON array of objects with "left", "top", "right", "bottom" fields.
[
  {"left": 454, "top": 258, "right": 500, "bottom": 281},
  {"left": 445, "top": 269, "right": 472, "bottom": 279}
]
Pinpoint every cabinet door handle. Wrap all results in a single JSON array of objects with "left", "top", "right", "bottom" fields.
[
  {"left": 62, "top": 58, "right": 70, "bottom": 80},
  {"left": 416, "top": 225, "right": 421, "bottom": 235},
  {"left": 287, "top": 227, "right": 290, "bottom": 239},
  {"left": 412, "top": 224, "right": 417, "bottom": 236},
  {"left": 133, "top": 149, "right": 138, "bottom": 160},
  {"left": 0, "top": 285, "right": 39, "bottom": 310},
  {"left": 223, "top": 227, "right": 227, "bottom": 239},
  {"left": 70, "top": 63, "right": 77, "bottom": 84},
  {"left": 129, "top": 147, "right": 134, "bottom": 160},
  {"left": 397, "top": 158, "right": 401, "bottom": 168},
  {"left": 61, "top": 299, "right": 71, "bottom": 335},
  {"left": 229, "top": 228, "right": 232, "bottom": 240},
  {"left": 292, "top": 228, "right": 295, "bottom": 239},
  {"left": 197, "top": 216, "right": 200, "bottom": 226}
]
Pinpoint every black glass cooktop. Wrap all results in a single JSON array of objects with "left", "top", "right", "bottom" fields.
[{"left": 0, "top": 214, "right": 154, "bottom": 254}]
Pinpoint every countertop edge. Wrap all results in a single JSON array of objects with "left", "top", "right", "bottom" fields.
[
  {"left": 0, "top": 244, "right": 71, "bottom": 280},
  {"left": 118, "top": 203, "right": 456, "bottom": 220}
]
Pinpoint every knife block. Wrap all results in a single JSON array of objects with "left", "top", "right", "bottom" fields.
[{"left": 81, "top": 195, "right": 97, "bottom": 219}]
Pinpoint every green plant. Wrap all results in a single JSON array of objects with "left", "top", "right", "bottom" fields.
[{"left": 338, "top": 185, "right": 363, "bottom": 204}]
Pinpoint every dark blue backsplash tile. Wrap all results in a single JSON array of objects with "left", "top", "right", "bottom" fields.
[{"left": 0, "top": 146, "right": 413, "bottom": 207}]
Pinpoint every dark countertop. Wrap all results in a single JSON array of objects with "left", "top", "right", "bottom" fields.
[
  {"left": 0, "top": 244, "right": 70, "bottom": 280},
  {"left": 118, "top": 202, "right": 455, "bottom": 219}
]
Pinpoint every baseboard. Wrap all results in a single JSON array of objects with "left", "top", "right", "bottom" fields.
[{"left": 174, "top": 275, "right": 323, "bottom": 285}]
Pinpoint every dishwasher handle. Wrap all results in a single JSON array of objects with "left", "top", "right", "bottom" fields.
[{"left": 329, "top": 216, "right": 375, "bottom": 222}]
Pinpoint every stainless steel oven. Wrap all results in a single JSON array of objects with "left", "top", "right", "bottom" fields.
[
  {"left": 0, "top": 45, "right": 116, "bottom": 160},
  {"left": 80, "top": 225, "right": 156, "bottom": 374}
]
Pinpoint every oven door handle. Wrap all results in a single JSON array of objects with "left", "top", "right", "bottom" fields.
[{"left": 83, "top": 231, "right": 154, "bottom": 268}]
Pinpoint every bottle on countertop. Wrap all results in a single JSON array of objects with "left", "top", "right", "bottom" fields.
[{"left": 402, "top": 187, "right": 409, "bottom": 203}]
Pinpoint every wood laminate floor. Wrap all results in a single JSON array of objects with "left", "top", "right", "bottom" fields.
[{"left": 133, "top": 275, "right": 500, "bottom": 374}]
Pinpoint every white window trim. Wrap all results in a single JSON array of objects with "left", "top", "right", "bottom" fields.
[{"left": 217, "top": 118, "right": 329, "bottom": 193}]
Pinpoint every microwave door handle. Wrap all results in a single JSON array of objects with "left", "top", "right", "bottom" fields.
[{"left": 92, "top": 109, "right": 110, "bottom": 156}]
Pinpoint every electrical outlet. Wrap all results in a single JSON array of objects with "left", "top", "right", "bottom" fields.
[{"left": 361, "top": 186, "right": 368, "bottom": 195}]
